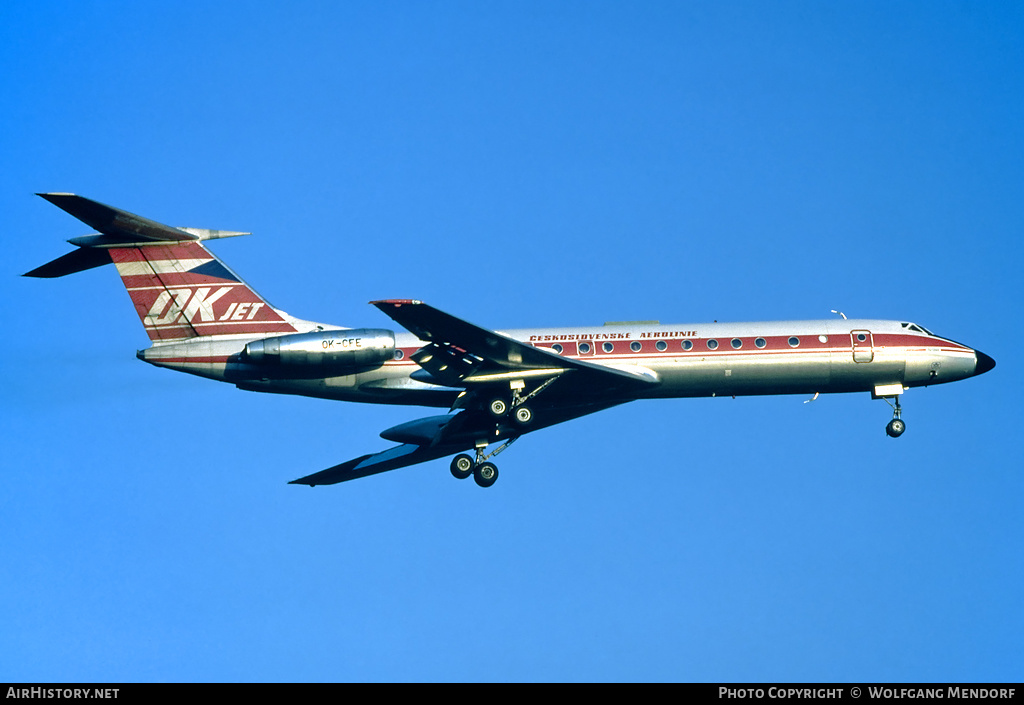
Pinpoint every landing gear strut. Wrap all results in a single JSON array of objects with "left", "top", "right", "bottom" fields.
[
  {"left": 449, "top": 436, "right": 519, "bottom": 488},
  {"left": 884, "top": 396, "right": 906, "bottom": 438}
]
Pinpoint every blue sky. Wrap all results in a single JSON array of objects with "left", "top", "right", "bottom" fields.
[{"left": 2, "top": 1, "right": 1021, "bottom": 682}]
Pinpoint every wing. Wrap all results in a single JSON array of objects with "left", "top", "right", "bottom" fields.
[
  {"left": 289, "top": 399, "right": 629, "bottom": 486},
  {"left": 289, "top": 442, "right": 464, "bottom": 486},
  {"left": 370, "top": 299, "right": 660, "bottom": 392},
  {"left": 291, "top": 300, "right": 653, "bottom": 486}
]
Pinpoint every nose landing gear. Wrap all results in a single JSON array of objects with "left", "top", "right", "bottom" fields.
[
  {"left": 886, "top": 417, "right": 906, "bottom": 438},
  {"left": 884, "top": 396, "right": 906, "bottom": 438}
]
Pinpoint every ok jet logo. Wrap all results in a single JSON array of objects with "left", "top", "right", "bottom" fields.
[{"left": 145, "top": 287, "right": 265, "bottom": 327}]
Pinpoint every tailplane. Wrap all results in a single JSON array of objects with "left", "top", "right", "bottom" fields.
[{"left": 26, "top": 194, "right": 301, "bottom": 342}]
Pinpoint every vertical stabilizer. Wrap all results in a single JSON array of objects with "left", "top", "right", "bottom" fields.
[
  {"left": 26, "top": 194, "right": 301, "bottom": 342},
  {"left": 109, "top": 241, "right": 299, "bottom": 341}
]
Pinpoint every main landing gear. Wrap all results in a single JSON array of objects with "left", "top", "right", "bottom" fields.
[
  {"left": 487, "top": 397, "right": 533, "bottom": 425},
  {"left": 884, "top": 396, "right": 906, "bottom": 438},
  {"left": 485, "top": 376, "right": 559, "bottom": 428},
  {"left": 451, "top": 377, "right": 558, "bottom": 488},
  {"left": 450, "top": 437, "right": 519, "bottom": 488}
]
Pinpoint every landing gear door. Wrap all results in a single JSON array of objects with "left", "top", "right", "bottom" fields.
[{"left": 851, "top": 330, "right": 874, "bottom": 363}]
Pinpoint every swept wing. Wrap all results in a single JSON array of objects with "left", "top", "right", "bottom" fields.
[{"left": 290, "top": 300, "right": 657, "bottom": 485}]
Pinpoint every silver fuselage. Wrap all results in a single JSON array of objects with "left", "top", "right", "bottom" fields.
[
  {"left": 29, "top": 194, "right": 996, "bottom": 486},
  {"left": 138, "top": 317, "right": 983, "bottom": 407}
]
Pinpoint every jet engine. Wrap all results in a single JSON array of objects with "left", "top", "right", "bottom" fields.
[{"left": 243, "top": 329, "right": 395, "bottom": 372}]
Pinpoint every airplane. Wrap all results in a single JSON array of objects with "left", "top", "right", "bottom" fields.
[{"left": 26, "top": 193, "right": 996, "bottom": 488}]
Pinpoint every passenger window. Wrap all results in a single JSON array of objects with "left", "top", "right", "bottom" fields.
[
  {"left": 755, "top": 338, "right": 766, "bottom": 348},
  {"left": 788, "top": 337, "right": 800, "bottom": 347},
  {"left": 731, "top": 338, "right": 742, "bottom": 349},
  {"left": 630, "top": 341, "right": 642, "bottom": 352},
  {"left": 707, "top": 339, "right": 719, "bottom": 350},
  {"left": 602, "top": 342, "right": 614, "bottom": 353},
  {"left": 656, "top": 340, "right": 667, "bottom": 352}
]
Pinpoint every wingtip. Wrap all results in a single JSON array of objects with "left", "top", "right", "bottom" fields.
[
  {"left": 36, "top": 192, "right": 75, "bottom": 204},
  {"left": 370, "top": 299, "right": 422, "bottom": 307}
]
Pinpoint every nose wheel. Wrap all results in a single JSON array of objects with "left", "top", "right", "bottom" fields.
[{"left": 884, "top": 396, "right": 906, "bottom": 438}]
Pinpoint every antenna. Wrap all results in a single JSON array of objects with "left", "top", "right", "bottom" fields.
[{"left": 831, "top": 309, "right": 847, "bottom": 320}]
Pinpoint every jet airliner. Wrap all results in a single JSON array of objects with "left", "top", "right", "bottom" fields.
[{"left": 26, "top": 194, "right": 996, "bottom": 488}]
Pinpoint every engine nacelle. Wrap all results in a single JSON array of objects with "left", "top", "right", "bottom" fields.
[{"left": 243, "top": 329, "right": 395, "bottom": 372}]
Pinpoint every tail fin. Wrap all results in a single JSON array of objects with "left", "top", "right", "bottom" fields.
[{"left": 26, "top": 194, "right": 300, "bottom": 342}]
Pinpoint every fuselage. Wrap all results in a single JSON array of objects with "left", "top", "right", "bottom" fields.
[{"left": 138, "top": 316, "right": 991, "bottom": 407}]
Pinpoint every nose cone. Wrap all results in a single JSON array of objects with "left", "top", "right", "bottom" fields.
[{"left": 974, "top": 350, "right": 996, "bottom": 376}]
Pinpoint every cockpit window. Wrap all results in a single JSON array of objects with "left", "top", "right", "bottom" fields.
[{"left": 902, "top": 322, "right": 933, "bottom": 335}]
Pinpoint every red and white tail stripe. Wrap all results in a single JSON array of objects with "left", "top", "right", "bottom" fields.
[{"left": 110, "top": 242, "right": 298, "bottom": 342}]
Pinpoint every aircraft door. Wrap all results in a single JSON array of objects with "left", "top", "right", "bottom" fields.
[{"left": 851, "top": 330, "right": 874, "bottom": 363}]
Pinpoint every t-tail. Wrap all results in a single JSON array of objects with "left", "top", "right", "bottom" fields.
[{"left": 25, "top": 193, "right": 302, "bottom": 342}]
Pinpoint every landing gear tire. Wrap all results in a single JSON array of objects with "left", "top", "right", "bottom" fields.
[
  {"left": 513, "top": 406, "right": 533, "bottom": 425},
  {"left": 474, "top": 462, "right": 499, "bottom": 488},
  {"left": 488, "top": 398, "right": 508, "bottom": 417},
  {"left": 450, "top": 454, "right": 474, "bottom": 480},
  {"left": 886, "top": 418, "right": 906, "bottom": 438}
]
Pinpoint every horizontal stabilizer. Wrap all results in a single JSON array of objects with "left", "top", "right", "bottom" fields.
[
  {"left": 23, "top": 246, "right": 112, "bottom": 278},
  {"left": 38, "top": 193, "right": 199, "bottom": 243},
  {"left": 175, "top": 228, "right": 251, "bottom": 241}
]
